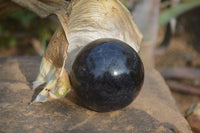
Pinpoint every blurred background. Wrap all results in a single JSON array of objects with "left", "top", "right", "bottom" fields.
[{"left": 0, "top": 0, "right": 200, "bottom": 132}]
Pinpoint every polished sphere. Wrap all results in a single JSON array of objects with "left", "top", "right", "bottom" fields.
[{"left": 70, "top": 39, "right": 144, "bottom": 112}]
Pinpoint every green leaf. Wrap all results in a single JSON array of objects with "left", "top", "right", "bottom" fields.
[
  {"left": 8, "top": 38, "right": 17, "bottom": 47},
  {"left": 159, "top": 0, "right": 200, "bottom": 26},
  {"left": 42, "top": 37, "right": 47, "bottom": 54},
  {"left": 10, "top": 10, "right": 37, "bottom": 26},
  {"left": 0, "top": 25, "right": 2, "bottom": 35}
]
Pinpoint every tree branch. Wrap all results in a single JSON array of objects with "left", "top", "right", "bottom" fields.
[{"left": 11, "top": 0, "right": 69, "bottom": 18}]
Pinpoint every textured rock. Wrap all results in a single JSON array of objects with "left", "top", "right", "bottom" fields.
[
  {"left": 186, "top": 102, "right": 200, "bottom": 133},
  {"left": 187, "top": 114, "right": 200, "bottom": 133},
  {"left": 0, "top": 56, "right": 192, "bottom": 133}
]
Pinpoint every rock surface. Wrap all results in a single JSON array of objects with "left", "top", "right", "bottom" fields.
[
  {"left": 186, "top": 102, "right": 200, "bottom": 133},
  {"left": 0, "top": 56, "right": 192, "bottom": 133}
]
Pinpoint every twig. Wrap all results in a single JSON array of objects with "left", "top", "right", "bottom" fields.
[
  {"left": 167, "top": 80, "right": 200, "bottom": 95},
  {"left": 158, "top": 67, "right": 200, "bottom": 80},
  {"left": 31, "top": 38, "right": 43, "bottom": 56}
]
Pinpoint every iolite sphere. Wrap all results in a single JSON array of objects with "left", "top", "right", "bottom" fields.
[{"left": 70, "top": 39, "right": 144, "bottom": 112}]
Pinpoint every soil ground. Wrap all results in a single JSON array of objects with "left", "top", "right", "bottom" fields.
[
  {"left": 155, "top": 7, "right": 200, "bottom": 115},
  {"left": 155, "top": 33, "right": 200, "bottom": 114}
]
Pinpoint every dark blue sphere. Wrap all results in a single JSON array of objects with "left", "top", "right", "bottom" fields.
[{"left": 70, "top": 39, "right": 144, "bottom": 112}]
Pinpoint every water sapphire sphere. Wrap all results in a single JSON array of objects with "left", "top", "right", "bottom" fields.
[{"left": 70, "top": 39, "right": 144, "bottom": 112}]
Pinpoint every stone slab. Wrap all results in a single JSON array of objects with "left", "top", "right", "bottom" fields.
[{"left": 0, "top": 56, "right": 192, "bottom": 133}]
